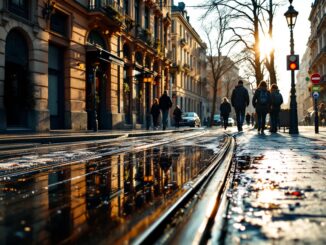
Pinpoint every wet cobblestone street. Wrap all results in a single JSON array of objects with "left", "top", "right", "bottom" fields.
[{"left": 224, "top": 127, "right": 326, "bottom": 244}]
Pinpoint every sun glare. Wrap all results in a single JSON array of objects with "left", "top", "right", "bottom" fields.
[{"left": 259, "top": 36, "right": 274, "bottom": 59}]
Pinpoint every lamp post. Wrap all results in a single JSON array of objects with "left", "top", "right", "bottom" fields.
[{"left": 284, "top": 0, "right": 299, "bottom": 134}]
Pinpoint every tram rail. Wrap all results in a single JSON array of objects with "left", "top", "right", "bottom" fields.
[
  {"left": 129, "top": 135, "right": 235, "bottom": 244},
  {"left": 0, "top": 130, "right": 236, "bottom": 244}
]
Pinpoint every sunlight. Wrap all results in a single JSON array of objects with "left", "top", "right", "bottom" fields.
[{"left": 259, "top": 35, "right": 274, "bottom": 59}]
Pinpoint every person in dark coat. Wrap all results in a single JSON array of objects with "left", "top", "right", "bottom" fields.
[
  {"left": 231, "top": 80, "right": 250, "bottom": 132},
  {"left": 150, "top": 98, "right": 160, "bottom": 129},
  {"left": 159, "top": 90, "right": 173, "bottom": 130},
  {"left": 269, "top": 84, "right": 283, "bottom": 133},
  {"left": 173, "top": 105, "right": 182, "bottom": 128},
  {"left": 319, "top": 103, "right": 326, "bottom": 126},
  {"left": 245, "top": 112, "right": 251, "bottom": 126},
  {"left": 252, "top": 81, "right": 271, "bottom": 134},
  {"left": 220, "top": 97, "right": 231, "bottom": 130}
]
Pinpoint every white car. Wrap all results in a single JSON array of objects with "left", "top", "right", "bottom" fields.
[{"left": 180, "top": 112, "right": 201, "bottom": 127}]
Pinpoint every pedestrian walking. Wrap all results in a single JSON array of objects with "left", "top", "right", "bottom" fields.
[
  {"left": 319, "top": 103, "right": 326, "bottom": 126},
  {"left": 245, "top": 112, "right": 251, "bottom": 126},
  {"left": 231, "top": 80, "right": 250, "bottom": 132},
  {"left": 251, "top": 112, "right": 255, "bottom": 126},
  {"left": 159, "top": 90, "right": 173, "bottom": 130},
  {"left": 305, "top": 112, "right": 311, "bottom": 126},
  {"left": 173, "top": 105, "right": 182, "bottom": 128},
  {"left": 269, "top": 84, "right": 283, "bottom": 133},
  {"left": 220, "top": 97, "right": 232, "bottom": 130},
  {"left": 252, "top": 81, "right": 271, "bottom": 134},
  {"left": 150, "top": 98, "right": 160, "bottom": 129}
]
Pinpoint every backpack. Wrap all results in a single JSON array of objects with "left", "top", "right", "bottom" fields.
[
  {"left": 259, "top": 90, "right": 268, "bottom": 105},
  {"left": 273, "top": 92, "right": 283, "bottom": 106}
]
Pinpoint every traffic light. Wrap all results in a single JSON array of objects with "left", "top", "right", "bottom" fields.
[{"left": 287, "top": 54, "right": 299, "bottom": 70}]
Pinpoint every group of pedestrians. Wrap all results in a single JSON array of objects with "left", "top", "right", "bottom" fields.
[
  {"left": 150, "top": 90, "right": 173, "bottom": 130},
  {"left": 253, "top": 81, "right": 283, "bottom": 133},
  {"left": 224, "top": 80, "right": 283, "bottom": 133}
]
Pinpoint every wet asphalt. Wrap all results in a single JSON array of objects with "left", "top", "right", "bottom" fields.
[{"left": 223, "top": 126, "right": 326, "bottom": 244}]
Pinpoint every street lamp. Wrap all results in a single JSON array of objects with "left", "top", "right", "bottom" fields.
[{"left": 284, "top": 0, "right": 299, "bottom": 134}]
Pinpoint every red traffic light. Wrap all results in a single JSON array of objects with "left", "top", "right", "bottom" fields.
[{"left": 286, "top": 54, "right": 299, "bottom": 71}]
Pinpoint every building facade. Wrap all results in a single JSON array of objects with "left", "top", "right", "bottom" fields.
[
  {"left": 308, "top": 0, "right": 326, "bottom": 105},
  {"left": 170, "top": 2, "right": 208, "bottom": 123},
  {"left": 0, "top": 0, "right": 172, "bottom": 132},
  {"left": 296, "top": 49, "right": 313, "bottom": 122}
]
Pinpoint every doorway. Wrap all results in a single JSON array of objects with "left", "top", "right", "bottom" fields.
[
  {"left": 48, "top": 44, "right": 65, "bottom": 129},
  {"left": 4, "top": 29, "right": 30, "bottom": 128}
]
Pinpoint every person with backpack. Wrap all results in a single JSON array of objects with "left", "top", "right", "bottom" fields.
[
  {"left": 269, "top": 84, "right": 283, "bottom": 133},
  {"left": 159, "top": 90, "right": 173, "bottom": 130},
  {"left": 231, "top": 80, "right": 250, "bottom": 132},
  {"left": 220, "top": 97, "right": 232, "bottom": 130},
  {"left": 252, "top": 81, "right": 271, "bottom": 134}
]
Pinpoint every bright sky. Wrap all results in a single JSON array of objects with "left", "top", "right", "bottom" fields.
[{"left": 181, "top": 0, "right": 312, "bottom": 103}]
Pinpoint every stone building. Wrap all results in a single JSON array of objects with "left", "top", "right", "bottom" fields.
[
  {"left": 296, "top": 49, "right": 313, "bottom": 122},
  {"left": 308, "top": 0, "right": 326, "bottom": 105},
  {"left": 0, "top": 0, "right": 172, "bottom": 132},
  {"left": 170, "top": 2, "right": 208, "bottom": 123}
]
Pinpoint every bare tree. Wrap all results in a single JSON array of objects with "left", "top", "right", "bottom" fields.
[
  {"left": 203, "top": 8, "right": 245, "bottom": 127},
  {"left": 203, "top": 0, "right": 280, "bottom": 86},
  {"left": 261, "top": 0, "right": 283, "bottom": 85}
]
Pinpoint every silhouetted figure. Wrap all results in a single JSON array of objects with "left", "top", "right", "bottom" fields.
[
  {"left": 173, "top": 105, "right": 182, "bottom": 128},
  {"left": 319, "top": 103, "right": 326, "bottom": 126},
  {"left": 245, "top": 112, "right": 251, "bottom": 126},
  {"left": 220, "top": 97, "right": 231, "bottom": 130},
  {"left": 150, "top": 98, "right": 160, "bottom": 129},
  {"left": 269, "top": 84, "right": 283, "bottom": 133},
  {"left": 252, "top": 81, "right": 271, "bottom": 134},
  {"left": 231, "top": 80, "right": 249, "bottom": 132},
  {"left": 159, "top": 90, "right": 173, "bottom": 130}
]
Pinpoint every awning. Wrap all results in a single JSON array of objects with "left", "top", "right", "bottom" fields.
[{"left": 86, "top": 43, "right": 124, "bottom": 66}]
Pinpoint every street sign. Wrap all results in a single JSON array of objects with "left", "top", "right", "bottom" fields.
[
  {"left": 311, "top": 73, "right": 321, "bottom": 84},
  {"left": 312, "top": 85, "right": 321, "bottom": 92},
  {"left": 312, "top": 91, "right": 319, "bottom": 99}
]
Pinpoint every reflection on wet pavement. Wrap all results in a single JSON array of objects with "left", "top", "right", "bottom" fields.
[
  {"left": 0, "top": 134, "right": 222, "bottom": 244},
  {"left": 224, "top": 131, "right": 326, "bottom": 244}
]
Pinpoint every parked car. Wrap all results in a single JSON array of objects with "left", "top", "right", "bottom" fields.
[
  {"left": 228, "top": 118, "right": 235, "bottom": 126},
  {"left": 213, "top": 114, "right": 221, "bottom": 126},
  {"left": 180, "top": 112, "right": 201, "bottom": 127}
]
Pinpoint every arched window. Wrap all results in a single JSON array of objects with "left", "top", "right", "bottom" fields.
[
  {"left": 123, "top": 44, "right": 131, "bottom": 60},
  {"left": 5, "top": 30, "right": 28, "bottom": 66},
  {"left": 87, "top": 30, "right": 106, "bottom": 49},
  {"left": 135, "top": 51, "right": 143, "bottom": 65}
]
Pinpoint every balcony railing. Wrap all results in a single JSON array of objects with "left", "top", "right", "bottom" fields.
[
  {"left": 317, "top": 13, "right": 326, "bottom": 32},
  {"left": 89, "top": 0, "right": 124, "bottom": 16},
  {"left": 310, "top": 46, "right": 326, "bottom": 69},
  {"left": 180, "top": 38, "right": 187, "bottom": 47}
]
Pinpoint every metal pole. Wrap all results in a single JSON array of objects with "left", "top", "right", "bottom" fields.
[
  {"left": 289, "top": 24, "right": 299, "bottom": 134},
  {"left": 93, "top": 66, "right": 98, "bottom": 132},
  {"left": 314, "top": 97, "right": 319, "bottom": 134}
]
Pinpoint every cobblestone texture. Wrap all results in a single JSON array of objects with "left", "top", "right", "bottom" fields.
[{"left": 224, "top": 127, "right": 326, "bottom": 244}]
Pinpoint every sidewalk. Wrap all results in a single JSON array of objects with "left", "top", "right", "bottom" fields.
[{"left": 223, "top": 126, "right": 326, "bottom": 244}]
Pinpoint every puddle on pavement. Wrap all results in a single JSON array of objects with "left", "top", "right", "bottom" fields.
[
  {"left": 0, "top": 143, "right": 217, "bottom": 244},
  {"left": 224, "top": 150, "right": 326, "bottom": 244}
]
